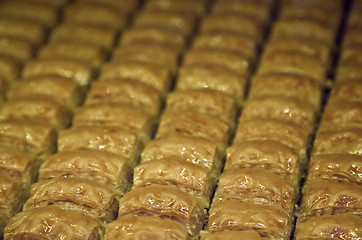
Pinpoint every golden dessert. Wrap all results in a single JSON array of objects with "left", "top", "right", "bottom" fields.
[
  {"left": 0, "top": 36, "right": 35, "bottom": 62},
  {"left": 200, "top": 12, "right": 264, "bottom": 43},
  {"left": 0, "top": 98, "right": 72, "bottom": 130},
  {"left": 0, "top": 147, "right": 36, "bottom": 185},
  {"left": 4, "top": 206, "right": 104, "bottom": 239},
  {"left": 133, "top": 157, "right": 214, "bottom": 207},
  {"left": 342, "top": 25, "right": 362, "bottom": 47},
  {"left": 239, "top": 96, "right": 316, "bottom": 131},
  {"left": 308, "top": 154, "right": 362, "bottom": 184},
  {"left": 0, "top": 173, "right": 27, "bottom": 217},
  {"left": 50, "top": 23, "right": 117, "bottom": 50},
  {"left": 7, "top": 75, "right": 83, "bottom": 110},
  {"left": 165, "top": 89, "right": 237, "bottom": 127},
  {"left": 37, "top": 41, "right": 107, "bottom": 68},
  {"left": 0, "top": 17, "right": 46, "bottom": 46},
  {"left": 156, "top": 110, "right": 231, "bottom": 150},
  {"left": 201, "top": 230, "right": 263, "bottom": 240},
  {"left": 319, "top": 101, "right": 362, "bottom": 130},
  {"left": 118, "top": 184, "right": 206, "bottom": 238},
  {"left": 22, "top": 58, "right": 95, "bottom": 88},
  {"left": 207, "top": 199, "right": 291, "bottom": 239},
  {"left": 133, "top": 9, "right": 196, "bottom": 37},
  {"left": 0, "top": 54, "right": 21, "bottom": 82},
  {"left": 183, "top": 48, "right": 252, "bottom": 77},
  {"left": 100, "top": 60, "right": 171, "bottom": 94},
  {"left": 141, "top": 134, "right": 221, "bottom": 172},
  {"left": 225, "top": 140, "right": 301, "bottom": 186},
  {"left": 339, "top": 43, "right": 362, "bottom": 65},
  {"left": 234, "top": 119, "right": 310, "bottom": 153},
  {"left": 57, "top": 125, "right": 140, "bottom": 163},
  {"left": 105, "top": 214, "right": 188, "bottom": 240},
  {"left": 177, "top": 64, "right": 247, "bottom": 105},
  {"left": 328, "top": 80, "right": 362, "bottom": 103},
  {"left": 38, "top": 149, "right": 131, "bottom": 195},
  {"left": 193, "top": 30, "right": 257, "bottom": 59},
  {"left": 300, "top": 179, "right": 362, "bottom": 218},
  {"left": 0, "top": 77, "right": 6, "bottom": 102},
  {"left": 120, "top": 25, "right": 187, "bottom": 51},
  {"left": 0, "top": 210, "right": 8, "bottom": 239},
  {"left": 76, "top": 0, "right": 141, "bottom": 14},
  {"left": 0, "top": 120, "right": 56, "bottom": 160},
  {"left": 0, "top": 1, "right": 58, "bottom": 28},
  {"left": 213, "top": 168, "right": 295, "bottom": 212},
  {"left": 64, "top": 2, "right": 128, "bottom": 30},
  {"left": 85, "top": 79, "right": 161, "bottom": 118},
  {"left": 295, "top": 213, "right": 362, "bottom": 240},
  {"left": 73, "top": 102, "right": 154, "bottom": 141},
  {"left": 10, "top": 0, "right": 71, "bottom": 9},
  {"left": 249, "top": 73, "right": 322, "bottom": 109},
  {"left": 23, "top": 177, "right": 118, "bottom": 222},
  {"left": 144, "top": 0, "right": 206, "bottom": 17},
  {"left": 257, "top": 51, "right": 327, "bottom": 81},
  {"left": 336, "top": 64, "right": 362, "bottom": 82},
  {"left": 113, "top": 41, "right": 180, "bottom": 72},
  {"left": 313, "top": 128, "right": 362, "bottom": 155}
]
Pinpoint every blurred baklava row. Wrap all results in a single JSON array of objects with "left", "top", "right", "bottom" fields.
[
  {"left": 203, "top": 0, "right": 344, "bottom": 239},
  {"left": 295, "top": 1, "right": 362, "bottom": 239},
  {"left": 2, "top": 0, "right": 142, "bottom": 239}
]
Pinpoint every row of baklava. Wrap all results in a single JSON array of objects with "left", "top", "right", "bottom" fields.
[
  {"left": 202, "top": 0, "right": 345, "bottom": 239},
  {"left": 103, "top": 0, "right": 278, "bottom": 239},
  {"left": 1, "top": 0, "right": 142, "bottom": 239},
  {"left": 295, "top": 1, "right": 362, "bottom": 239}
]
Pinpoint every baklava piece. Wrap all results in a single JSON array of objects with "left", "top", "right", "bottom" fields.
[
  {"left": 207, "top": 199, "right": 292, "bottom": 239},
  {"left": 200, "top": 12, "right": 264, "bottom": 43},
  {"left": 239, "top": 96, "right": 316, "bottom": 132},
  {"left": 144, "top": 0, "right": 206, "bottom": 17},
  {"left": 308, "top": 154, "right": 362, "bottom": 184},
  {"left": 249, "top": 73, "right": 322, "bottom": 109},
  {"left": 342, "top": 25, "right": 362, "bottom": 47},
  {"left": 133, "top": 157, "right": 215, "bottom": 207},
  {"left": 118, "top": 184, "right": 206, "bottom": 238},
  {"left": 329, "top": 80, "right": 362, "bottom": 103},
  {"left": 0, "top": 210, "right": 8, "bottom": 239},
  {"left": 0, "top": 119, "right": 56, "bottom": 160},
  {"left": 39, "top": 149, "right": 131, "bottom": 195},
  {"left": 319, "top": 101, "right": 362, "bottom": 130},
  {"left": 76, "top": 0, "right": 141, "bottom": 14},
  {"left": 141, "top": 134, "right": 222, "bottom": 173},
  {"left": 0, "top": 17, "right": 46, "bottom": 46},
  {"left": 300, "top": 179, "right": 362, "bottom": 218},
  {"left": 225, "top": 140, "right": 301, "bottom": 186},
  {"left": 192, "top": 31, "right": 257, "bottom": 59},
  {"left": 313, "top": 128, "right": 362, "bottom": 155},
  {"left": 105, "top": 214, "right": 189, "bottom": 240},
  {"left": 165, "top": 89, "right": 237, "bottom": 127},
  {"left": 133, "top": 9, "right": 196, "bottom": 37},
  {"left": 0, "top": 147, "right": 37, "bottom": 185},
  {"left": 177, "top": 64, "right": 247, "bottom": 105},
  {"left": 37, "top": 41, "right": 107, "bottom": 68},
  {"left": 8, "top": 0, "right": 70, "bottom": 9},
  {"left": 7, "top": 75, "right": 83, "bottom": 110},
  {"left": 294, "top": 213, "right": 362, "bottom": 240},
  {"left": 0, "top": 173, "right": 27, "bottom": 217},
  {"left": 4, "top": 206, "right": 104, "bottom": 240},
  {"left": 0, "top": 1, "right": 58, "bottom": 28},
  {"left": 0, "top": 36, "right": 35, "bottom": 63},
  {"left": 73, "top": 102, "right": 154, "bottom": 141},
  {"left": 50, "top": 23, "right": 117, "bottom": 50},
  {"left": 257, "top": 51, "right": 327, "bottom": 82},
  {"left": 214, "top": 168, "right": 296, "bottom": 212},
  {"left": 113, "top": 41, "right": 180, "bottom": 73},
  {"left": 0, "top": 98, "right": 72, "bottom": 130},
  {"left": 156, "top": 110, "right": 231, "bottom": 150},
  {"left": 234, "top": 119, "right": 310, "bottom": 153},
  {"left": 183, "top": 48, "right": 252, "bottom": 77},
  {"left": 0, "top": 54, "right": 21, "bottom": 82},
  {"left": 336, "top": 64, "right": 362, "bottom": 82},
  {"left": 23, "top": 177, "right": 118, "bottom": 222},
  {"left": 100, "top": 60, "right": 171, "bottom": 94},
  {"left": 201, "top": 230, "right": 263, "bottom": 240},
  {"left": 339, "top": 43, "right": 362, "bottom": 65},
  {"left": 85, "top": 79, "right": 162, "bottom": 118},
  {"left": 120, "top": 25, "right": 187, "bottom": 51},
  {"left": 64, "top": 2, "right": 128, "bottom": 30},
  {"left": 58, "top": 125, "right": 140, "bottom": 164},
  {"left": 22, "top": 58, "right": 95, "bottom": 88}
]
